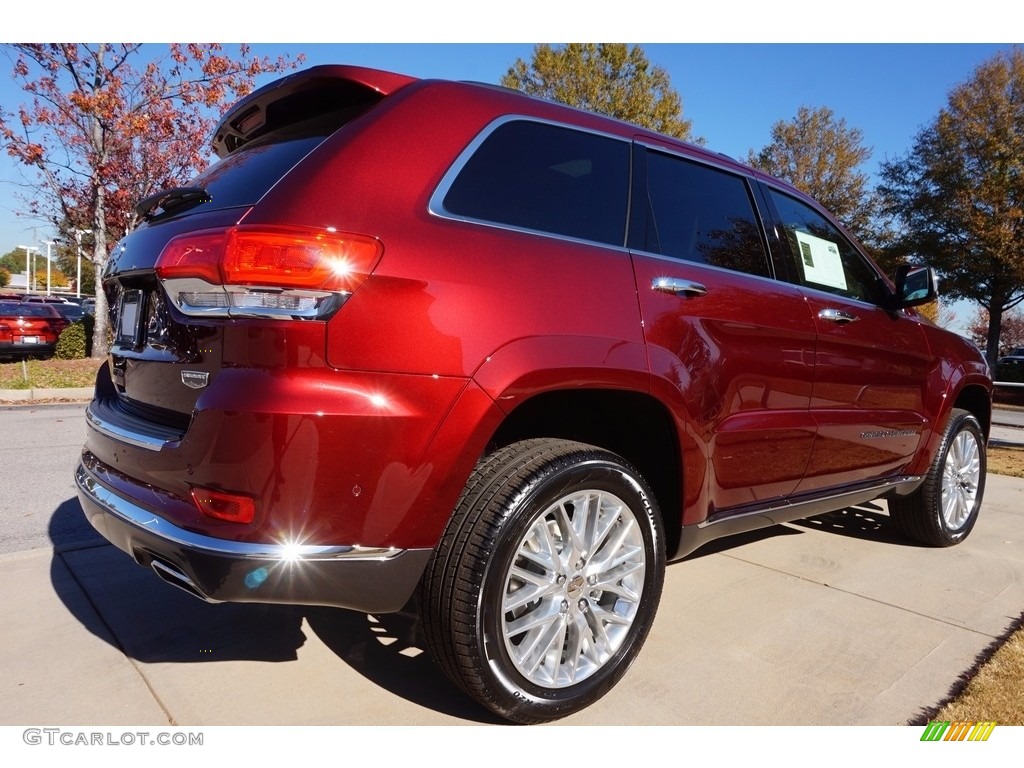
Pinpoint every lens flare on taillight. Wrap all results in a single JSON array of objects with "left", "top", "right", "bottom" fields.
[{"left": 155, "top": 226, "right": 383, "bottom": 319}]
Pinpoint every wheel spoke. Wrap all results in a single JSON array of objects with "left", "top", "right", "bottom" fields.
[
  {"left": 589, "top": 516, "right": 639, "bottom": 571},
  {"left": 555, "top": 500, "right": 586, "bottom": 561},
  {"left": 583, "top": 605, "right": 614, "bottom": 662},
  {"left": 581, "top": 493, "right": 622, "bottom": 558},
  {"left": 591, "top": 572, "right": 643, "bottom": 603},
  {"left": 504, "top": 601, "right": 562, "bottom": 642},
  {"left": 518, "top": 614, "right": 568, "bottom": 679},
  {"left": 504, "top": 566, "right": 559, "bottom": 613},
  {"left": 563, "top": 615, "right": 588, "bottom": 683}
]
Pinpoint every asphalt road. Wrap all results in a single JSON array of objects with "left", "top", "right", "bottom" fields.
[
  {"left": 0, "top": 403, "right": 98, "bottom": 555},
  {"left": 994, "top": 405, "right": 1024, "bottom": 428}
]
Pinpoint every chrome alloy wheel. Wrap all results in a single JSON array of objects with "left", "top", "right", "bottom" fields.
[
  {"left": 501, "top": 489, "right": 645, "bottom": 689},
  {"left": 941, "top": 428, "right": 982, "bottom": 531}
]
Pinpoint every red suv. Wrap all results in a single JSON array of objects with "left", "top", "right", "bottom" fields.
[{"left": 76, "top": 65, "right": 992, "bottom": 723}]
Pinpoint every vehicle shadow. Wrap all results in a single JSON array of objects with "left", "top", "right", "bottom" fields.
[
  {"left": 790, "top": 500, "right": 924, "bottom": 546},
  {"left": 48, "top": 498, "right": 496, "bottom": 722},
  {"left": 304, "top": 603, "right": 504, "bottom": 724}
]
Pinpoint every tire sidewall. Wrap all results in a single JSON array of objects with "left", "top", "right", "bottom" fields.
[
  {"left": 932, "top": 411, "right": 986, "bottom": 545},
  {"left": 475, "top": 455, "right": 664, "bottom": 722}
]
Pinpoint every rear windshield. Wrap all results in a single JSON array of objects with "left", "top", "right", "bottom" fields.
[
  {"left": 189, "top": 135, "right": 326, "bottom": 211},
  {"left": 0, "top": 303, "right": 57, "bottom": 317}
]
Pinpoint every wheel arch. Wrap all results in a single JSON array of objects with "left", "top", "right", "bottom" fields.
[
  {"left": 953, "top": 383, "right": 992, "bottom": 440},
  {"left": 487, "top": 388, "right": 683, "bottom": 558}
]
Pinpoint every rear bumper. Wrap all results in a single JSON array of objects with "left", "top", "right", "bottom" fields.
[
  {"left": 0, "top": 340, "right": 56, "bottom": 356},
  {"left": 75, "top": 457, "right": 431, "bottom": 613}
]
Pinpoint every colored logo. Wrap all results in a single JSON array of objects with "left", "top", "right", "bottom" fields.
[{"left": 921, "top": 721, "right": 996, "bottom": 741}]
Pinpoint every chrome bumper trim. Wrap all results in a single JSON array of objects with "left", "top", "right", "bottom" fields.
[
  {"left": 74, "top": 462, "right": 402, "bottom": 563},
  {"left": 85, "top": 401, "right": 170, "bottom": 453}
]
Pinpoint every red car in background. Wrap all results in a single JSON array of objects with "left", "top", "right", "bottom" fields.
[{"left": 0, "top": 301, "right": 69, "bottom": 359}]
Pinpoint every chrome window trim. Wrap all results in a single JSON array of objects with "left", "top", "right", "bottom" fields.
[
  {"left": 635, "top": 139, "right": 758, "bottom": 182},
  {"left": 428, "top": 114, "right": 632, "bottom": 250},
  {"left": 627, "top": 245, "right": 792, "bottom": 290}
]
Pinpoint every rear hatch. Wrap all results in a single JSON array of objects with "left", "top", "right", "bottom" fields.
[{"left": 94, "top": 66, "right": 414, "bottom": 441}]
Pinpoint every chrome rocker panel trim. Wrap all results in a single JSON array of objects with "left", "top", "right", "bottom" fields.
[{"left": 674, "top": 474, "right": 925, "bottom": 560}]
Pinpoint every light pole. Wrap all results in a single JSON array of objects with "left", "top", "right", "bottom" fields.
[
  {"left": 17, "top": 245, "right": 38, "bottom": 294},
  {"left": 74, "top": 229, "right": 93, "bottom": 298},
  {"left": 42, "top": 240, "right": 56, "bottom": 296}
]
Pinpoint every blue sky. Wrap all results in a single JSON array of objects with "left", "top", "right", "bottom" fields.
[{"left": 0, "top": 4, "right": 1018, "bottom": 330}]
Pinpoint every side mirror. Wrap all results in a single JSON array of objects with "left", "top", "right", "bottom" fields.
[{"left": 895, "top": 264, "right": 937, "bottom": 308}]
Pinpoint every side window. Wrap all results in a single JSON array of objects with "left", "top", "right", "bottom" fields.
[
  {"left": 642, "top": 150, "right": 770, "bottom": 278},
  {"left": 441, "top": 120, "right": 629, "bottom": 247},
  {"left": 768, "top": 189, "right": 887, "bottom": 305}
]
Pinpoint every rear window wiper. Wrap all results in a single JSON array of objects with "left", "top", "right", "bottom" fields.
[{"left": 135, "top": 186, "right": 212, "bottom": 221}]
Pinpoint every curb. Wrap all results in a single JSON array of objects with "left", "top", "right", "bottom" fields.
[
  {"left": 990, "top": 438, "right": 1024, "bottom": 450},
  {"left": 0, "top": 386, "right": 93, "bottom": 403}
]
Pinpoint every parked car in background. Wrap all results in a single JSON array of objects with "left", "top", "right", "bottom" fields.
[
  {"left": 0, "top": 301, "right": 69, "bottom": 359},
  {"left": 21, "top": 295, "right": 72, "bottom": 304},
  {"left": 76, "top": 64, "right": 993, "bottom": 724},
  {"left": 52, "top": 302, "right": 87, "bottom": 324},
  {"left": 996, "top": 346, "right": 1024, "bottom": 383},
  {"left": 81, "top": 297, "right": 96, "bottom": 315}
]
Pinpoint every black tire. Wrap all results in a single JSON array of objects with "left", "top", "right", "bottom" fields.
[
  {"left": 420, "top": 438, "right": 665, "bottom": 723},
  {"left": 889, "top": 408, "right": 986, "bottom": 547}
]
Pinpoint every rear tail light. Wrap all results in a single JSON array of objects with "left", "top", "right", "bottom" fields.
[{"left": 155, "top": 226, "right": 383, "bottom": 320}]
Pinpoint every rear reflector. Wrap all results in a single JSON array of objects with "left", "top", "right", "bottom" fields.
[{"left": 191, "top": 487, "right": 256, "bottom": 524}]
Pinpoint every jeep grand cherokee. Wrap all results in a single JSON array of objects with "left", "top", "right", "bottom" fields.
[{"left": 76, "top": 64, "right": 992, "bottom": 723}]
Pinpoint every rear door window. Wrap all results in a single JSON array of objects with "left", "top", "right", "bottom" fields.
[
  {"left": 437, "top": 119, "right": 630, "bottom": 247},
  {"left": 638, "top": 149, "right": 771, "bottom": 278}
]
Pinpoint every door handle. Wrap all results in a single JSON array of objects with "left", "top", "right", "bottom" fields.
[
  {"left": 652, "top": 277, "right": 707, "bottom": 297},
  {"left": 818, "top": 308, "right": 859, "bottom": 324}
]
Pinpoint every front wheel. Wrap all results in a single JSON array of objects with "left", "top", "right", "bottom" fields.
[
  {"left": 419, "top": 439, "right": 665, "bottom": 723},
  {"left": 889, "top": 408, "right": 986, "bottom": 547}
]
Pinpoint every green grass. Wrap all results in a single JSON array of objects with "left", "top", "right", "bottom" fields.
[{"left": 0, "top": 358, "right": 100, "bottom": 391}]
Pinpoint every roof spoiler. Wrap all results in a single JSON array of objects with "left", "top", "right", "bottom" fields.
[{"left": 212, "top": 65, "right": 418, "bottom": 157}]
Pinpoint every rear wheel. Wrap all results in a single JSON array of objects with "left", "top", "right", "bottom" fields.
[
  {"left": 889, "top": 408, "right": 986, "bottom": 546},
  {"left": 420, "top": 438, "right": 665, "bottom": 723}
]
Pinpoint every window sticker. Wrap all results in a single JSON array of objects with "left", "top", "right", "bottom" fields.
[{"left": 794, "top": 230, "right": 847, "bottom": 291}]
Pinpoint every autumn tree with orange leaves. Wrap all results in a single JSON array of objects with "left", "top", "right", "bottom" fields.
[{"left": 0, "top": 43, "right": 303, "bottom": 357}]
